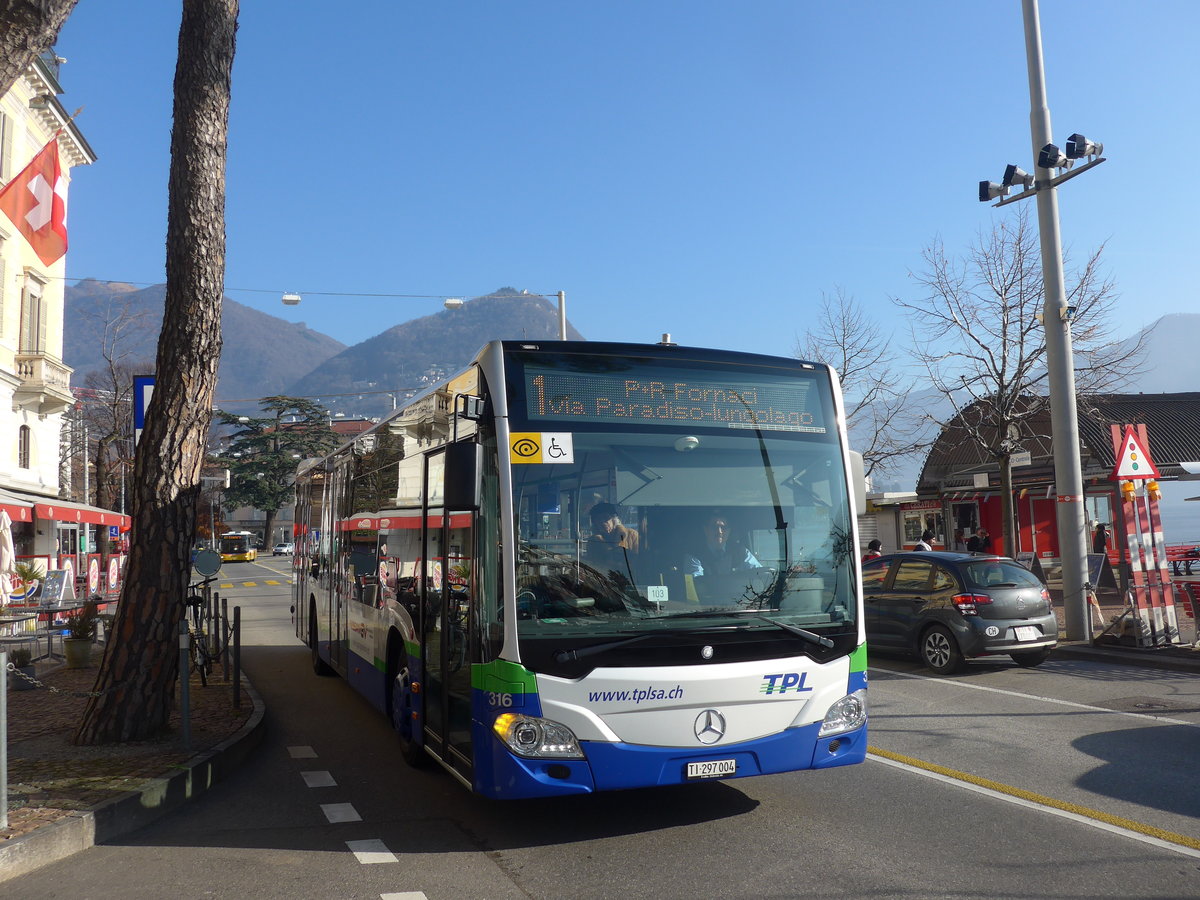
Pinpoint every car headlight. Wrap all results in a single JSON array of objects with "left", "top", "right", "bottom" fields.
[
  {"left": 818, "top": 689, "right": 867, "bottom": 737},
  {"left": 493, "top": 713, "right": 585, "bottom": 759}
]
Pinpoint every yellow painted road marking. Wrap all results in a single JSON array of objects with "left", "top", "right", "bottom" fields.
[
  {"left": 869, "top": 745, "right": 1200, "bottom": 852},
  {"left": 265, "top": 580, "right": 281, "bottom": 585}
]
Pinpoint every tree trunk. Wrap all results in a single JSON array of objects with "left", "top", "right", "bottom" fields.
[
  {"left": 0, "top": 0, "right": 79, "bottom": 99},
  {"left": 75, "top": 0, "right": 238, "bottom": 745}
]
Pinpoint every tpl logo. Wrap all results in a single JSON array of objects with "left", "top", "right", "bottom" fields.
[{"left": 760, "top": 672, "right": 813, "bottom": 695}]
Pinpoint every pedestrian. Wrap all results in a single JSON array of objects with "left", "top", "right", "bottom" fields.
[
  {"left": 1092, "top": 522, "right": 1109, "bottom": 555},
  {"left": 862, "top": 539, "right": 883, "bottom": 563},
  {"left": 967, "top": 528, "right": 991, "bottom": 554},
  {"left": 914, "top": 530, "right": 934, "bottom": 552}
]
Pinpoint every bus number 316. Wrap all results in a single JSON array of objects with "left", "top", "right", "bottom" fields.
[{"left": 488, "top": 692, "right": 514, "bottom": 708}]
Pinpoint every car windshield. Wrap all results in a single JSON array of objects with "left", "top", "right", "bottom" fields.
[
  {"left": 512, "top": 428, "right": 857, "bottom": 642},
  {"left": 963, "top": 559, "right": 1044, "bottom": 590}
]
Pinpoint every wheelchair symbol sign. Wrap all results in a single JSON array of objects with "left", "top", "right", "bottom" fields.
[{"left": 510, "top": 432, "right": 574, "bottom": 464}]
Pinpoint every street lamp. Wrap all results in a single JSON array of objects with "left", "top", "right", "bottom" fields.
[
  {"left": 975, "top": 0, "right": 1106, "bottom": 642},
  {"left": 443, "top": 291, "right": 568, "bottom": 341}
]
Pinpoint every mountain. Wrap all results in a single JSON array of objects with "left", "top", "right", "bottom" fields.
[
  {"left": 1119, "top": 313, "right": 1200, "bottom": 394},
  {"left": 63, "top": 280, "right": 347, "bottom": 407},
  {"left": 283, "top": 288, "right": 586, "bottom": 417}
]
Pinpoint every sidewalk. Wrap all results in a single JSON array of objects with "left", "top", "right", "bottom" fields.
[{"left": 1, "top": 661, "right": 264, "bottom": 883}]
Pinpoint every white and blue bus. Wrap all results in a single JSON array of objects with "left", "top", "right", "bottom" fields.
[{"left": 293, "top": 339, "right": 867, "bottom": 798}]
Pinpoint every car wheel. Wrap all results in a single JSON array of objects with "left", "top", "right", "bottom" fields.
[
  {"left": 920, "top": 624, "right": 965, "bottom": 675},
  {"left": 1011, "top": 648, "right": 1052, "bottom": 668}
]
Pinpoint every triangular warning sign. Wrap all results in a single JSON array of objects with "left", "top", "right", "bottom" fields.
[{"left": 1111, "top": 426, "right": 1160, "bottom": 480}]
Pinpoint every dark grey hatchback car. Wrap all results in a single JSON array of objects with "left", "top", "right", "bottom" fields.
[{"left": 863, "top": 551, "right": 1057, "bottom": 674}]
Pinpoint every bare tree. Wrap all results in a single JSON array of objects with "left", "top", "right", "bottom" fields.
[
  {"left": 893, "top": 205, "right": 1145, "bottom": 556},
  {"left": 0, "top": 0, "right": 78, "bottom": 98},
  {"left": 77, "top": 0, "right": 238, "bottom": 745},
  {"left": 70, "top": 297, "right": 156, "bottom": 552},
  {"left": 796, "top": 288, "right": 925, "bottom": 482}
]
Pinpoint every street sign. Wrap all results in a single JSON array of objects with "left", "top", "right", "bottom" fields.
[
  {"left": 1011, "top": 450, "right": 1032, "bottom": 467},
  {"left": 134, "top": 374, "right": 155, "bottom": 445},
  {"left": 1111, "top": 425, "right": 1160, "bottom": 481}
]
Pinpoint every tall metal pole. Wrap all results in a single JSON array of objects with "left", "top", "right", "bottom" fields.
[
  {"left": 1022, "top": 0, "right": 1090, "bottom": 640},
  {"left": 557, "top": 290, "right": 567, "bottom": 341}
]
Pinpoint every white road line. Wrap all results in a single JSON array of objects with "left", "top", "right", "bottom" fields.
[
  {"left": 287, "top": 745, "right": 318, "bottom": 758},
  {"left": 381, "top": 893, "right": 428, "bottom": 899},
  {"left": 321, "top": 803, "right": 362, "bottom": 823},
  {"left": 868, "top": 665, "right": 1199, "bottom": 727},
  {"left": 301, "top": 770, "right": 336, "bottom": 788},
  {"left": 345, "top": 839, "right": 398, "bottom": 864},
  {"left": 870, "top": 751, "right": 1200, "bottom": 860}
]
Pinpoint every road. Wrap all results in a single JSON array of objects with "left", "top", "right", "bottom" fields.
[{"left": 7, "top": 556, "right": 1199, "bottom": 899}]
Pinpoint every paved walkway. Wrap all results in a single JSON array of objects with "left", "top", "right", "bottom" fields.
[{"left": 2, "top": 660, "right": 264, "bottom": 882}]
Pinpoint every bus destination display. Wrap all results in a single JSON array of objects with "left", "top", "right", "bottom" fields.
[{"left": 525, "top": 364, "right": 826, "bottom": 432}]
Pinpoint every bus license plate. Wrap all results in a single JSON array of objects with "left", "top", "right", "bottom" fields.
[
  {"left": 1014, "top": 626, "right": 1040, "bottom": 641},
  {"left": 686, "top": 759, "right": 736, "bottom": 780}
]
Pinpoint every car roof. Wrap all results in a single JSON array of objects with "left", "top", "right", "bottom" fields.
[{"left": 872, "top": 551, "right": 1010, "bottom": 563}]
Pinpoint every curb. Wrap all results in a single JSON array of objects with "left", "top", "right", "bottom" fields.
[
  {"left": 1052, "top": 642, "right": 1200, "bottom": 674},
  {"left": 0, "top": 676, "right": 266, "bottom": 884}
]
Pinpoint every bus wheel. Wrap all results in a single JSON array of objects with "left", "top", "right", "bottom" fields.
[
  {"left": 310, "top": 607, "right": 334, "bottom": 677},
  {"left": 390, "top": 661, "right": 428, "bottom": 767}
]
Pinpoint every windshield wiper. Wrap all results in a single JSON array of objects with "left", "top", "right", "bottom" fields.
[
  {"left": 751, "top": 615, "right": 835, "bottom": 649},
  {"left": 553, "top": 625, "right": 739, "bottom": 663}
]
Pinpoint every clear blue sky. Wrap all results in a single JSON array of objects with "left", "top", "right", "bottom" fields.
[{"left": 55, "top": 1, "right": 1198, "bottom": 359}]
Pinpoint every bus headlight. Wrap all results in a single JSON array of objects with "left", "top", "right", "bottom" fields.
[
  {"left": 818, "top": 690, "right": 867, "bottom": 737},
  {"left": 493, "top": 713, "right": 585, "bottom": 759}
]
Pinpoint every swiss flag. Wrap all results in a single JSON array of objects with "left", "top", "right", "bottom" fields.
[{"left": 0, "top": 138, "right": 68, "bottom": 266}]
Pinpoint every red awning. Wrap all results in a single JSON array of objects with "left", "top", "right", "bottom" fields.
[
  {"left": 32, "top": 500, "right": 131, "bottom": 529},
  {"left": 338, "top": 513, "right": 471, "bottom": 531}
]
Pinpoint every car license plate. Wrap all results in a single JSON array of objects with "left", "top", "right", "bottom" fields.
[
  {"left": 1014, "top": 625, "right": 1040, "bottom": 641},
  {"left": 686, "top": 759, "right": 736, "bottom": 780}
]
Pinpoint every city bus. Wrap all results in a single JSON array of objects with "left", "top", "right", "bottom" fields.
[
  {"left": 293, "top": 339, "right": 868, "bottom": 798},
  {"left": 219, "top": 531, "right": 258, "bottom": 563}
]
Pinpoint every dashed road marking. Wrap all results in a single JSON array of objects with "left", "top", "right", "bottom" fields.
[
  {"left": 301, "top": 770, "right": 336, "bottom": 788},
  {"left": 346, "top": 839, "right": 398, "bottom": 864},
  {"left": 381, "top": 893, "right": 428, "bottom": 899},
  {"left": 321, "top": 802, "right": 361, "bottom": 823},
  {"left": 288, "top": 745, "right": 317, "bottom": 758}
]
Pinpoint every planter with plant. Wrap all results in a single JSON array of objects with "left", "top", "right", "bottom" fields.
[
  {"left": 63, "top": 599, "right": 100, "bottom": 668},
  {"left": 11, "top": 560, "right": 43, "bottom": 604},
  {"left": 6, "top": 645, "right": 36, "bottom": 690}
]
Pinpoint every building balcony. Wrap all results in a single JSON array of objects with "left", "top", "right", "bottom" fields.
[{"left": 13, "top": 352, "right": 75, "bottom": 417}]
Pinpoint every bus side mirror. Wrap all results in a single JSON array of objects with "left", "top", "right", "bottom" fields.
[
  {"left": 849, "top": 451, "right": 867, "bottom": 517},
  {"left": 445, "top": 441, "right": 482, "bottom": 510}
]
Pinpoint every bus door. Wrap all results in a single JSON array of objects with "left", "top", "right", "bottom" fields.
[
  {"left": 420, "top": 450, "right": 477, "bottom": 780},
  {"left": 328, "top": 461, "right": 353, "bottom": 673}
]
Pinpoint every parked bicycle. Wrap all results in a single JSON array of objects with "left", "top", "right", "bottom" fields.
[{"left": 186, "top": 575, "right": 226, "bottom": 686}]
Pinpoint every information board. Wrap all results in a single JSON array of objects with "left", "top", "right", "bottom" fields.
[{"left": 40, "top": 569, "right": 76, "bottom": 604}]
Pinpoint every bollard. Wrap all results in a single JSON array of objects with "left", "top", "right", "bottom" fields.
[
  {"left": 179, "top": 619, "right": 191, "bottom": 750},
  {"left": 2, "top": 649, "right": 8, "bottom": 830},
  {"left": 233, "top": 606, "right": 241, "bottom": 709},
  {"left": 221, "top": 596, "right": 230, "bottom": 679}
]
